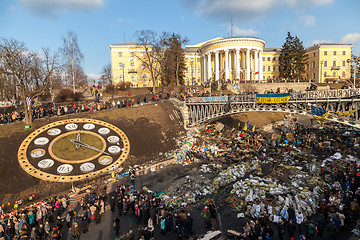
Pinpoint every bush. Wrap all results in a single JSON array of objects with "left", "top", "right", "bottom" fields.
[
  {"left": 117, "top": 82, "right": 131, "bottom": 91},
  {"left": 55, "top": 88, "right": 83, "bottom": 102},
  {"left": 104, "top": 84, "right": 116, "bottom": 93},
  {"left": 56, "top": 89, "right": 73, "bottom": 102},
  {"left": 72, "top": 92, "right": 83, "bottom": 101}
]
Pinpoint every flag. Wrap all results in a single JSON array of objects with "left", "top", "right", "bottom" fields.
[
  {"left": 311, "top": 106, "right": 329, "bottom": 124},
  {"left": 252, "top": 124, "right": 256, "bottom": 132},
  {"left": 334, "top": 109, "right": 358, "bottom": 117},
  {"left": 246, "top": 121, "right": 249, "bottom": 130},
  {"left": 243, "top": 122, "right": 247, "bottom": 131},
  {"left": 238, "top": 122, "right": 241, "bottom": 128}
]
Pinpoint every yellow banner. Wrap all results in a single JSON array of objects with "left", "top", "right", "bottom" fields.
[
  {"left": 334, "top": 109, "right": 358, "bottom": 117},
  {"left": 314, "top": 111, "right": 330, "bottom": 124},
  {"left": 256, "top": 96, "right": 290, "bottom": 104}
]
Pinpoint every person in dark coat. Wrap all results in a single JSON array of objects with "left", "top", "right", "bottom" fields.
[
  {"left": 287, "top": 207, "right": 296, "bottom": 222},
  {"left": 287, "top": 219, "right": 297, "bottom": 239},
  {"left": 184, "top": 213, "right": 194, "bottom": 238},
  {"left": 277, "top": 220, "right": 286, "bottom": 240},
  {"left": 81, "top": 216, "right": 89, "bottom": 234},
  {"left": 113, "top": 217, "right": 120, "bottom": 237}
]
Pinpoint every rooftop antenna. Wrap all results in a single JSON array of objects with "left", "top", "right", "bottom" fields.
[{"left": 231, "top": 18, "right": 233, "bottom": 37}]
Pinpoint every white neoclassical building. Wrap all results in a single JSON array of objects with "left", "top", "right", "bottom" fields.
[{"left": 196, "top": 37, "right": 266, "bottom": 83}]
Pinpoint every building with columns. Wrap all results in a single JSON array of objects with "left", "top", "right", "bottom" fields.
[{"left": 109, "top": 37, "right": 353, "bottom": 87}]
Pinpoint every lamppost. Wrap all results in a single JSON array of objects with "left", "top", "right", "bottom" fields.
[{"left": 347, "top": 56, "right": 360, "bottom": 88}]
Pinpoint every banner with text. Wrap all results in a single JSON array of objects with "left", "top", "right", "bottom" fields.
[{"left": 256, "top": 93, "right": 291, "bottom": 104}]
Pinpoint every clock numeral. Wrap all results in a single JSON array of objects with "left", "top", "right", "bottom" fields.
[{"left": 57, "top": 164, "right": 73, "bottom": 174}]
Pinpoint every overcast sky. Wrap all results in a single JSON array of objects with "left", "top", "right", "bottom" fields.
[{"left": 1, "top": 0, "right": 360, "bottom": 81}]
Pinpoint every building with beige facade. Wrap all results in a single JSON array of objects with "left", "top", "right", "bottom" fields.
[{"left": 109, "top": 37, "right": 353, "bottom": 87}]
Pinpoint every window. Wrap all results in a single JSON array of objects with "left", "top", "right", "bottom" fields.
[
  {"left": 142, "top": 63, "right": 146, "bottom": 70},
  {"left": 131, "top": 75, "right": 135, "bottom": 82},
  {"left": 185, "top": 58, "right": 188, "bottom": 62},
  {"left": 190, "top": 58, "right": 194, "bottom": 62},
  {"left": 342, "top": 61, "right": 346, "bottom": 67},
  {"left": 324, "top": 71, "right": 327, "bottom": 77},
  {"left": 342, "top": 51, "right": 345, "bottom": 55},
  {"left": 273, "top": 57, "right": 276, "bottom": 61},
  {"left": 191, "top": 67, "right": 194, "bottom": 73},
  {"left": 262, "top": 57, "right": 265, "bottom": 61},
  {"left": 197, "top": 67, "right": 200, "bottom": 73},
  {"left": 333, "top": 51, "right": 336, "bottom": 55},
  {"left": 267, "top": 66, "right": 271, "bottom": 71},
  {"left": 333, "top": 61, "right": 336, "bottom": 67},
  {"left": 185, "top": 67, "right": 188, "bottom": 73},
  {"left": 142, "top": 75, "right": 147, "bottom": 82},
  {"left": 313, "top": 53, "right": 315, "bottom": 57},
  {"left": 267, "top": 57, "right": 270, "bottom": 61},
  {"left": 118, "top": 52, "right": 122, "bottom": 57},
  {"left": 273, "top": 66, "right": 276, "bottom": 71},
  {"left": 119, "top": 63, "right": 124, "bottom": 70},
  {"left": 197, "top": 58, "right": 200, "bottom": 62},
  {"left": 312, "top": 62, "right": 315, "bottom": 68},
  {"left": 342, "top": 71, "right": 345, "bottom": 78},
  {"left": 130, "top": 52, "right": 134, "bottom": 57},
  {"left": 120, "top": 74, "right": 123, "bottom": 82},
  {"left": 141, "top": 52, "right": 145, "bottom": 57},
  {"left": 324, "top": 51, "right": 327, "bottom": 56},
  {"left": 333, "top": 72, "right": 336, "bottom": 77},
  {"left": 324, "top": 61, "right": 327, "bottom": 67},
  {"left": 263, "top": 66, "right": 265, "bottom": 71},
  {"left": 312, "top": 73, "right": 316, "bottom": 79}
]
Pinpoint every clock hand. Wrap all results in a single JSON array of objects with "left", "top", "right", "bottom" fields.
[
  {"left": 70, "top": 139, "right": 110, "bottom": 155},
  {"left": 76, "top": 130, "right": 81, "bottom": 149}
]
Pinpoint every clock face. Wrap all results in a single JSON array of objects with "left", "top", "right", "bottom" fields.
[{"left": 18, "top": 118, "right": 130, "bottom": 182}]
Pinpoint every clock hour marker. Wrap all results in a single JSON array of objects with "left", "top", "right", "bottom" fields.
[
  {"left": 47, "top": 128, "right": 61, "bottom": 136},
  {"left": 80, "top": 163, "right": 95, "bottom": 172},
  {"left": 65, "top": 123, "right": 78, "bottom": 131},
  {"left": 34, "top": 137, "right": 49, "bottom": 146},
  {"left": 98, "top": 156, "right": 113, "bottom": 165},
  {"left": 98, "top": 127, "right": 110, "bottom": 135},
  {"left": 108, "top": 146, "right": 121, "bottom": 154},
  {"left": 83, "top": 123, "right": 95, "bottom": 130},
  {"left": 30, "top": 149, "right": 46, "bottom": 158},
  {"left": 38, "top": 159, "right": 54, "bottom": 169},
  {"left": 107, "top": 136, "right": 120, "bottom": 143},
  {"left": 57, "top": 164, "right": 73, "bottom": 174}
]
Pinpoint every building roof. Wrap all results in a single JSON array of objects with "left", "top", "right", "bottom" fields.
[
  {"left": 264, "top": 47, "right": 281, "bottom": 53},
  {"left": 108, "top": 42, "right": 139, "bottom": 48}
]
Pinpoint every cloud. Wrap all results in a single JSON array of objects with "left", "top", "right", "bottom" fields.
[
  {"left": 180, "top": 0, "right": 333, "bottom": 21},
  {"left": 312, "top": 39, "right": 332, "bottom": 45},
  {"left": 232, "top": 26, "right": 259, "bottom": 36},
  {"left": 18, "top": 0, "right": 104, "bottom": 18},
  {"left": 86, "top": 73, "right": 101, "bottom": 80},
  {"left": 300, "top": 15, "right": 316, "bottom": 27},
  {"left": 339, "top": 33, "right": 360, "bottom": 44},
  {"left": 118, "top": 18, "right": 133, "bottom": 23}
]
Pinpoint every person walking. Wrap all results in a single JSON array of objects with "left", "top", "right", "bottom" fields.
[{"left": 113, "top": 217, "right": 120, "bottom": 237}]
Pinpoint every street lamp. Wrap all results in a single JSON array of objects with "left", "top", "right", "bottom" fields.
[{"left": 347, "top": 56, "right": 360, "bottom": 88}]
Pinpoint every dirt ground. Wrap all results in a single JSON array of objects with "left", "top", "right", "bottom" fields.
[{"left": 0, "top": 101, "right": 183, "bottom": 207}]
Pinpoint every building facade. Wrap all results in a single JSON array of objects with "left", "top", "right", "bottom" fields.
[{"left": 109, "top": 37, "right": 353, "bottom": 87}]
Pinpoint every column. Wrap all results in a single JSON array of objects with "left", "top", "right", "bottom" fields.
[
  {"left": 246, "top": 48, "right": 250, "bottom": 81},
  {"left": 215, "top": 51, "right": 219, "bottom": 80},
  {"left": 259, "top": 50, "right": 263, "bottom": 81},
  {"left": 236, "top": 48, "right": 240, "bottom": 80},
  {"left": 242, "top": 50, "right": 245, "bottom": 71},
  {"left": 207, "top": 53, "right": 212, "bottom": 81},
  {"left": 254, "top": 50, "right": 259, "bottom": 81},
  {"left": 225, "top": 50, "right": 229, "bottom": 81},
  {"left": 202, "top": 56, "right": 206, "bottom": 82}
]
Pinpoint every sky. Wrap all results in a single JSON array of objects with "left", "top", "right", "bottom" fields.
[{"left": 1, "top": 0, "right": 360, "bottom": 81}]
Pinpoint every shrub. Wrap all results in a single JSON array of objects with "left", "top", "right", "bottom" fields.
[
  {"left": 117, "top": 82, "right": 131, "bottom": 91},
  {"left": 56, "top": 89, "right": 73, "bottom": 102},
  {"left": 72, "top": 92, "right": 83, "bottom": 101}
]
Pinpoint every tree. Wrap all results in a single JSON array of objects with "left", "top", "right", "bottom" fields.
[
  {"left": 60, "top": 31, "right": 84, "bottom": 93},
  {"left": 135, "top": 30, "right": 169, "bottom": 94},
  {"left": 279, "top": 32, "right": 308, "bottom": 79},
  {"left": 162, "top": 33, "right": 188, "bottom": 86},
  {"left": 100, "top": 63, "right": 113, "bottom": 86},
  {"left": 0, "top": 38, "right": 58, "bottom": 124}
]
